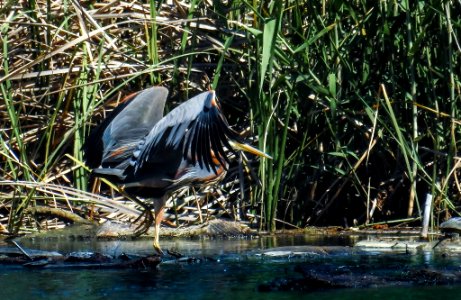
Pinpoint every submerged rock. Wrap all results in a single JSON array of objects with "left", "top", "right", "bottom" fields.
[
  {"left": 354, "top": 240, "right": 427, "bottom": 251},
  {"left": 440, "top": 217, "right": 461, "bottom": 238},
  {"left": 259, "top": 263, "right": 461, "bottom": 292},
  {"left": 0, "top": 244, "right": 161, "bottom": 269},
  {"left": 256, "top": 246, "right": 354, "bottom": 258}
]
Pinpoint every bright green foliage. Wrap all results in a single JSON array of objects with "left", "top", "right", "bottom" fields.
[{"left": 229, "top": 0, "right": 461, "bottom": 230}]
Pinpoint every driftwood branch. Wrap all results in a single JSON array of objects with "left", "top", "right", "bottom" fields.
[{"left": 26, "top": 207, "right": 94, "bottom": 225}]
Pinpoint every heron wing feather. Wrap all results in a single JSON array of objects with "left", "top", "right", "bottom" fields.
[
  {"left": 136, "top": 90, "right": 240, "bottom": 175},
  {"left": 84, "top": 86, "right": 168, "bottom": 170}
]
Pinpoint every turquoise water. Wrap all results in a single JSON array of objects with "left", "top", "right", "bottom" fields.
[{"left": 1, "top": 235, "right": 461, "bottom": 299}]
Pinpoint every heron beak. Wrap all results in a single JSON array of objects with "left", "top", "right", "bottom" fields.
[{"left": 229, "top": 140, "right": 273, "bottom": 159}]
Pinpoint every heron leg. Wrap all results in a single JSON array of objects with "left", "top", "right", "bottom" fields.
[{"left": 153, "top": 199, "right": 165, "bottom": 255}]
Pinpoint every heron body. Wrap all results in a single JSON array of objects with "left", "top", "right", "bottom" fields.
[{"left": 84, "top": 87, "right": 268, "bottom": 254}]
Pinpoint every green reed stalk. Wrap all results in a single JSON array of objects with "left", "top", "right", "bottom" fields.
[
  {"left": 251, "top": 1, "right": 285, "bottom": 231},
  {"left": 404, "top": 0, "right": 419, "bottom": 218},
  {"left": 443, "top": 2, "right": 458, "bottom": 221},
  {"left": 148, "top": 0, "right": 160, "bottom": 84},
  {"left": 212, "top": 36, "right": 234, "bottom": 89},
  {"left": 172, "top": 0, "right": 199, "bottom": 93}
]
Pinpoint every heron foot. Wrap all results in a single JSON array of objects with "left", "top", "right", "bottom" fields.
[{"left": 153, "top": 240, "right": 164, "bottom": 256}]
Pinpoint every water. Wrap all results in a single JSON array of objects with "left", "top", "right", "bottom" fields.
[{"left": 1, "top": 235, "right": 461, "bottom": 300}]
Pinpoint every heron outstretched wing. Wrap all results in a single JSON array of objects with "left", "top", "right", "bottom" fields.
[
  {"left": 135, "top": 90, "right": 240, "bottom": 174},
  {"left": 84, "top": 86, "right": 168, "bottom": 169}
]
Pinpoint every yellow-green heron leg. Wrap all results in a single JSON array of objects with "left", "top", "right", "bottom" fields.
[{"left": 153, "top": 196, "right": 167, "bottom": 255}]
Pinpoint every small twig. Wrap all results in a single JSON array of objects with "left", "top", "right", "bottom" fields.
[
  {"left": 11, "top": 241, "right": 33, "bottom": 261},
  {"left": 246, "top": 213, "right": 300, "bottom": 229}
]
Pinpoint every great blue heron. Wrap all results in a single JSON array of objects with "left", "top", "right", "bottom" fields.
[{"left": 84, "top": 86, "right": 269, "bottom": 254}]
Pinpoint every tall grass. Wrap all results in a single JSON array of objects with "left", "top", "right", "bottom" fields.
[
  {"left": 230, "top": 0, "right": 461, "bottom": 230},
  {"left": 1, "top": 0, "right": 460, "bottom": 234}
]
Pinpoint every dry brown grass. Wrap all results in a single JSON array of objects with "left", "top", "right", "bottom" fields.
[{"left": 0, "top": 0, "right": 256, "bottom": 235}]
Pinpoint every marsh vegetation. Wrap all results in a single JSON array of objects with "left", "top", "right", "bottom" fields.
[{"left": 1, "top": 0, "right": 460, "bottom": 235}]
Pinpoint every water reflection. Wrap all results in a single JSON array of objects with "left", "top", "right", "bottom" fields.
[{"left": 15, "top": 233, "right": 359, "bottom": 256}]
